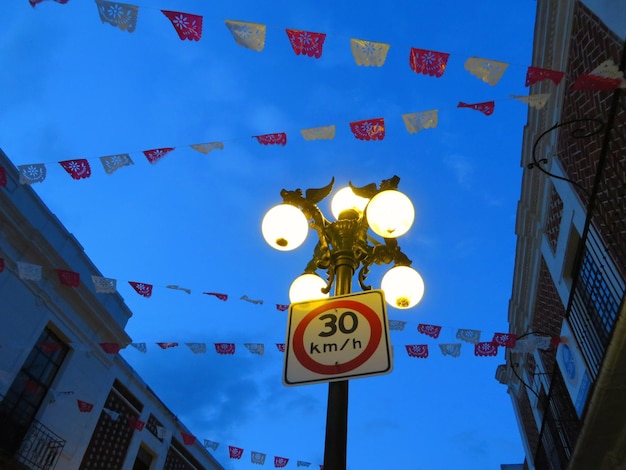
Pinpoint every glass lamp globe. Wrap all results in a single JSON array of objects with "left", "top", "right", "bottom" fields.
[
  {"left": 262, "top": 204, "right": 308, "bottom": 251},
  {"left": 289, "top": 273, "right": 329, "bottom": 303},
  {"left": 331, "top": 187, "right": 369, "bottom": 220},
  {"left": 381, "top": 265, "right": 425, "bottom": 309},
  {"left": 366, "top": 190, "right": 415, "bottom": 238}
]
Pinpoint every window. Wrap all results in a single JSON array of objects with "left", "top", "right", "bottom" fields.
[
  {"left": 164, "top": 439, "right": 206, "bottom": 470},
  {"left": 133, "top": 445, "right": 154, "bottom": 470},
  {"left": 578, "top": 250, "right": 619, "bottom": 333},
  {"left": 567, "top": 226, "right": 624, "bottom": 378},
  {"left": 562, "top": 224, "right": 581, "bottom": 287},
  {"left": 147, "top": 413, "right": 164, "bottom": 441},
  {"left": 79, "top": 382, "right": 144, "bottom": 469},
  {"left": 0, "top": 327, "right": 68, "bottom": 455}
]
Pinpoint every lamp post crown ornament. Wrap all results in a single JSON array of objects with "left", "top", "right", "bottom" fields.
[{"left": 264, "top": 175, "right": 424, "bottom": 309}]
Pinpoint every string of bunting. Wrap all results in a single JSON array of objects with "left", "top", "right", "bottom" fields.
[
  {"left": 17, "top": 3, "right": 625, "bottom": 185},
  {"left": 5, "top": 88, "right": 538, "bottom": 184},
  {"left": 9, "top": 96, "right": 543, "bottom": 185},
  {"left": 1, "top": 330, "right": 562, "bottom": 359},
  {"left": 1, "top": 332, "right": 559, "bottom": 466},
  {"left": 0, "top": 256, "right": 564, "bottom": 357},
  {"left": 11, "top": 385, "right": 323, "bottom": 468},
  {"left": 205, "top": 443, "right": 319, "bottom": 469},
  {"left": 116, "top": 330, "right": 560, "bottom": 359},
  {"left": 117, "top": 330, "right": 562, "bottom": 359},
  {"left": 0, "top": 255, "right": 288, "bottom": 309},
  {"left": 1, "top": 329, "right": 562, "bottom": 468},
  {"left": 8, "top": 62, "right": 623, "bottom": 186},
  {"left": 29, "top": 0, "right": 626, "bottom": 94},
  {"left": 0, "top": 330, "right": 558, "bottom": 470}
]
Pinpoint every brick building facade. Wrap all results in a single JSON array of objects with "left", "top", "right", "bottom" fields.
[{"left": 500, "top": 1, "right": 625, "bottom": 469}]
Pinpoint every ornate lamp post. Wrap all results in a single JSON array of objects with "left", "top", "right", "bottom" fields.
[{"left": 262, "top": 176, "right": 424, "bottom": 470}]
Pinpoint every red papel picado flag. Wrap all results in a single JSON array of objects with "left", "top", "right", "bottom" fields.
[
  {"left": 409, "top": 48, "right": 450, "bottom": 77},
  {"left": 181, "top": 432, "right": 196, "bottom": 445},
  {"left": 99, "top": 343, "right": 121, "bottom": 354},
  {"left": 229, "top": 445, "right": 244, "bottom": 459},
  {"left": 405, "top": 344, "right": 429, "bottom": 358},
  {"left": 56, "top": 269, "right": 80, "bottom": 287},
  {"left": 60, "top": 159, "right": 91, "bottom": 180},
  {"left": 143, "top": 147, "right": 174, "bottom": 164},
  {"left": 77, "top": 400, "right": 94, "bottom": 412},
  {"left": 203, "top": 292, "right": 228, "bottom": 301},
  {"left": 492, "top": 332, "right": 517, "bottom": 348},
  {"left": 128, "top": 416, "right": 145, "bottom": 431},
  {"left": 475, "top": 342, "right": 498, "bottom": 357},
  {"left": 525, "top": 66, "right": 565, "bottom": 86},
  {"left": 417, "top": 323, "right": 442, "bottom": 339},
  {"left": 349, "top": 118, "right": 385, "bottom": 141},
  {"left": 457, "top": 101, "right": 495, "bottom": 116},
  {"left": 254, "top": 133, "right": 287, "bottom": 146},
  {"left": 215, "top": 343, "right": 236, "bottom": 355},
  {"left": 129, "top": 281, "right": 153, "bottom": 298},
  {"left": 162, "top": 10, "right": 203, "bottom": 41},
  {"left": 285, "top": 29, "right": 326, "bottom": 58}
]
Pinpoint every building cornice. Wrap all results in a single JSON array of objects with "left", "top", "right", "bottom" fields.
[{"left": 0, "top": 149, "right": 132, "bottom": 346}]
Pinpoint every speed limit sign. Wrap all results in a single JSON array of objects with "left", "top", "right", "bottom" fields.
[{"left": 283, "top": 290, "right": 393, "bottom": 386}]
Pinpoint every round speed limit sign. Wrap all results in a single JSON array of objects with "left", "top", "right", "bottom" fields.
[{"left": 283, "top": 290, "right": 393, "bottom": 386}]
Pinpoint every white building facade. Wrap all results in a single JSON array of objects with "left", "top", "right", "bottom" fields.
[{"left": 0, "top": 148, "right": 223, "bottom": 470}]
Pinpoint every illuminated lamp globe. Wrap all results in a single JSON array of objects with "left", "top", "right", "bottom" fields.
[
  {"left": 381, "top": 265, "right": 425, "bottom": 309},
  {"left": 262, "top": 204, "right": 308, "bottom": 251},
  {"left": 366, "top": 190, "right": 414, "bottom": 238},
  {"left": 289, "top": 274, "right": 329, "bottom": 303},
  {"left": 331, "top": 187, "right": 369, "bottom": 220}
]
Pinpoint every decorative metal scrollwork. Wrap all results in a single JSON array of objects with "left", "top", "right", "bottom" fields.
[
  {"left": 279, "top": 175, "right": 414, "bottom": 294},
  {"left": 528, "top": 118, "right": 606, "bottom": 197}
]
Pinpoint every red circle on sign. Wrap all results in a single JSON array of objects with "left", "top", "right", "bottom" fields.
[{"left": 292, "top": 299, "right": 382, "bottom": 375}]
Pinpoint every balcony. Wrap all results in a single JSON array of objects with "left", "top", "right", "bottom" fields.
[
  {"left": 0, "top": 392, "right": 65, "bottom": 470},
  {"left": 569, "top": 227, "right": 625, "bottom": 380},
  {"left": 13, "top": 420, "right": 65, "bottom": 470}
]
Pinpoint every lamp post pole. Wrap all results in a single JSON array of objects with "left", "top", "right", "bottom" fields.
[
  {"left": 323, "top": 210, "right": 359, "bottom": 470},
  {"left": 325, "top": 380, "right": 349, "bottom": 469}
]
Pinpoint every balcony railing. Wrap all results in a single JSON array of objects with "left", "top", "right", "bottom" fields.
[
  {"left": 14, "top": 420, "right": 65, "bottom": 470},
  {"left": 568, "top": 226, "right": 625, "bottom": 380}
]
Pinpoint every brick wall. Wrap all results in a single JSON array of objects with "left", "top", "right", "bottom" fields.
[
  {"left": 532, "top": 256, "right": 565, "bottom": 388},
  {"left": 550, "top": 365, "right": 582, "bottom": 454},
  {"left": 515, "top": 385, "right": 547, "bottom": 468},
  {"left": 557, "top": 2, "right": 626, "bottom": 279},
  {"left": 531, "top": 256, "right": 566, "bottom": 337}
]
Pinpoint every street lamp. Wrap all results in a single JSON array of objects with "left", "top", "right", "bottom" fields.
[{"left": 262, "top": 175, "right": 424, "bottom": 470}]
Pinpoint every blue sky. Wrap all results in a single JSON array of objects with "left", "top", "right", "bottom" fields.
[{"left": 1, "top": 1, "right": 537, "bottom": 468}]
